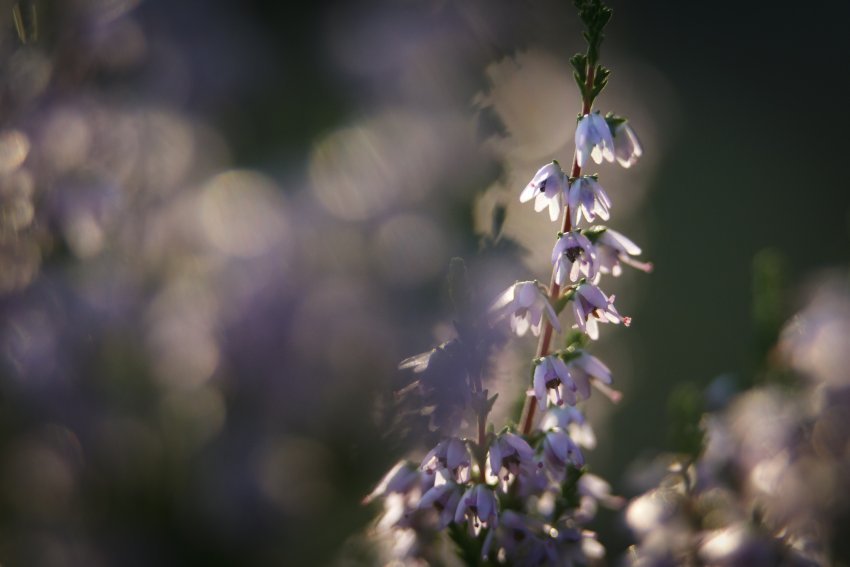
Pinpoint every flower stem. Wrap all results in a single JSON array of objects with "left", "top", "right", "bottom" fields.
[{"left": 519, "top": 64, "right": 596, "bottom": 435}]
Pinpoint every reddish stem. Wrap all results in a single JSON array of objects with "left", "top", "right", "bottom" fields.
[{"left": 519, "top": 65, "right": 596, "bottom": 435}]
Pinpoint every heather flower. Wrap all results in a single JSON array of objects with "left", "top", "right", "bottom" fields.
[
  {"left": 490, "top": 281, "right": 561, "bottom": 337},
  {"left": 418, "top": 468, "right": 464, "bottom": 529},
  {"left": 533, "top": 355, "right": 577, "bottom": 409},
  {"left": 553, "top": 230, "right": 598, "bottom": 285},
  {"left": 543, "top": 428, "right": 585, "bottom": 472},
  {"left": 575, "top": 112, "right": 614, "bottom": 168},
  {"left": 519, "top": 161, "right": 567, "bottom": 222},
  {"left": 570, "top": 281, "right": 628, "bottom": 340},
  {"left": 593, "top": 227, "right": 653, "bottom": 277},
  {"left": 455, "top": 483, "right": 499, "bottom": 533},
  {"left": 421, "top": 438, "right": 471, "bottom": 483},
  {"left": 568, "top": 176, "right": 611, "bottom": 226},
  {"left": 539, "top": 406, "right": 597, "bottom": 449},
  {"left": 487, "top": 431, "right": 536, "bottom": 490},
  {"left": 611, "top": 120, "right": 643, "bottom": 168},
  {"left": 566, "top": 352, "right": 613, "bottom": 401}
]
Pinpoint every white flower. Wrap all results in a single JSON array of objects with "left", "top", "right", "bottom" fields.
[
  {"left": 489, "top": 281, "right": 561, "bottom": 337},
  {"left": 611, "top": 121, "right": 643, "bottom": 168},
  {"left": 568, "top": 176, "right": 611, "bottom": 226},
  {"left": 519, "top": 161, "right": 567, "bottom": 222},
  {"left": 570, "top": 282, "right": 628, "bottom": 340},
  {"left": 533, "top": 355, "right": 577, "bottom": 409},
  {"left": 454, "top": 483, "right": 499, "bottom": 533},
  {"left": 552, "top": 230, "right": 598, "bottom": 285},
  {"left": 594, "top": 227, "right": 652, "bottom": 277},
  {"left": 575, "top": 112, "right": 614, "bottom": 168}
]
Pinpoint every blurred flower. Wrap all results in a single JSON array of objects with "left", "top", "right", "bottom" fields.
[
  {"left": 611, "top": 121, "right": 643, "bottom": 168},
  {"left": 543, "top": 428, "right": 584, "bottom": 473},
  {"left": 490, "top": 280, "right": 560, "bottom": 337},
  {"left": 519, "top": 161, "right": 567, "bottom": 222},
  {"left": 553, "top": 230, "right": 598, "bottom": 285},
  {"left": 575, "top": 112, "right": 614, "bottom": 168},
  {"left": 418, "top": 468, "right": 463, "bottom": 529},
  {"left": 568, "top": 176, "right": 611, "bottom": 226},
  {"left": 540, "top": 406, "right": 597, "bottom": 449}
]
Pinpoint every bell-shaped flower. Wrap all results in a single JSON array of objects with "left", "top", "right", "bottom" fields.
[
  {"left": 575, "top": 112, "right": 614, "bottom": 168},
  {"left": 421, "top": 437, "right": 471, "bottom": 483},
  {"left": 532, "top": 355, "right": 577, "bottom": 409},
  {"left": 568, "top": 176, "right": 611, "bottom": 226},
  {"left": 489, "top": 281, "right": 560, "bottom": 337},
  {"left": 553, "top": 230, "right": 598, "bottom": 285},
  {"left": 418, "top": 468, "right": 464, "bottom": 529},
  {"left": 487, "top": 431, "right": 536, "bottom": 490},
  {"left": 542, "top": 428, "right": 585, "bottom": 475},
  {"left": 594, "top": 227, "right": 653, "bottom": 278},
  {"left": 519, "top": 161, "right": 566, "bottom": 222},
  {"left": 566, "top": 352, "right": 613, "bottom": 402},
  {"left": 611, "top": 121, "right": 643, "bottom": 168},
  {"left": 539, "top": 406, "right": 596, "bottom": 449},
  {"left": 570, "top": 282, "right": 628, "bottom": 340},
  {"left": 455, "top": 483, "right": 499, "bottom": 533}
]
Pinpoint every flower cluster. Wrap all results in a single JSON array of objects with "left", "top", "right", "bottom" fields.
[
  {"left": 624, "top": 276, "right": 850, "bottom": 566},
  {"left": 367, "top": 2, "right": 654, "bottom": 563}
]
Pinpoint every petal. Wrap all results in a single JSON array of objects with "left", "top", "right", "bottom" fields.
[
  {"left": 543, "top": 297, "right": 561, "bottom": 333},
  {"left": 519, "top": 181, "right": 537, "bottom": 203},
  {"left": 488, "top": 285, "right": 516, "bottom": 315},
  {"left": 489, "top": 442, "right": 503, "bottom": 477},
  {"left": 533, "top": 365, "right": 548, "bottom": 409},
  {"left": 447, "top": 438, "right": 467, "bottom": 470},
  {"left": 548, "top": 196, "right": 561, "bottom": 222},
  {"left": 513, "top": 313, "right": 530, "bottom": 336},
  {"left": 586, "top": 316, "right": 599, "bottom": 340}
]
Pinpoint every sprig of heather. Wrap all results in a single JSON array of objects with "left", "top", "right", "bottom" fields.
[{"left": 366, "top": 1, "right": 651, "bottom": 563}]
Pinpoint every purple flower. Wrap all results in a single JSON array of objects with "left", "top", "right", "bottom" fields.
[
  {"left": 611, "top": 121, "right": 643, "bottom": 168},
  {"left": 533, "top": 355, "right": 577, "bottom": 409},
  {"left": 418, "top": 468, "right": 464, "bottom": 529},
  {"left": 570, "top": 282, "right": 628, "bottom": 340},
  {"left": 490, "top": 281, "right": 561, "bottom": 337},
  {"left": 454, "top": 483, "right": 499, "bottom": 533},
  {"left": 575, "top": 112, "right": 614, "bottom": 168},
  {"left": 553, "top": 230, "right": 598, "bottom": 285},
  {"left": 594, "top": 227, "right": 652, "bottom": 278},
  {"left": 519, "top": 161, "right": 566, "bottom": 222},
  {"left": 487, "top": 431, "right": 536, "bottom": 490},
  {"left": 568, "top": 176, "right": 611, "bottom": 226},
  {"left": 421, "top": 438, "right": 471, "bottom": 483},
  {"left": 543, "top": 428, "right": 585, "bottom": 472},
  {"left": 566, "top": 352, "right": 613, "bottom": 402}
]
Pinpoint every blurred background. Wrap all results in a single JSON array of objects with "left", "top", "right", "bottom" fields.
[{"left": 0, "top": 0, "right": 848, "bottom": 565}]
